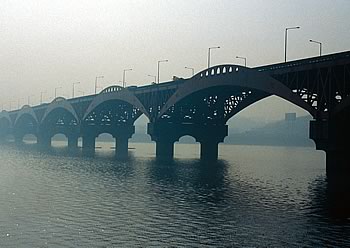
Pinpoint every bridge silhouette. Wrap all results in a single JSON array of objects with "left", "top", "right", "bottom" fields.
[{"left": 0, "top": 51, "right": 349, "bottom": 176}]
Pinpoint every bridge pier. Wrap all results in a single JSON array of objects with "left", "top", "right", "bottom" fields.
[
  {"left": 114, "top": 125, "right": 135, "bottom": 159},
  {"left": 310, "top": 118, "right": 350, "bottom": 179},
  {"left": 155, "top": 139, "right": 175, "bottom": 160},
  {"left": 14, "top": 135, "right": 23, "bottom": 145},
  {"left": 200, "top": 140, "right": 220, "bottom": 161},
  {"left": 148, "top": 123, "right": 228, "bottom": 161},
  {"left": 115, "top": 136, "right": 129, "bottom": 159},
  {"left": 68, "top": 135, "right": 79, "bottom": 149},
  {"left": 82, "top": 135, "right": 96, "bottom": 155},
  {"left": 38, "top": 135, "right": 51, "bottom": 147}
]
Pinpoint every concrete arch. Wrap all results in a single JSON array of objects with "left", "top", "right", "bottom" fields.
[
  {"left": 159, "top": 65, "right": 317, "bottom": 119},
  {"left": 14, "top": 106, "right": 39, "bottom": 127},
  {"left": 83, "top": 86, "right": 150, "bottom": 120},
  {"left": 0, "top": 111, "right": 12, "bottom": 127},
  {"left": 41, "top": 97, "right": 79, "bottom": 124}
]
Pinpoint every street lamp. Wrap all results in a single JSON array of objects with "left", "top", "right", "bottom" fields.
[
  {"left": 122, "top": 69, "right": 133, "bottom": 88},
  {"left": 157, "top": 60, "right": 168, "bottom": 84},
  {"left": 236, "top": 56, "right": 247, "bottom": 67},
  {"left": 185, "top": 66, "right": 195, "bottom": 76},
  {"left": 284, "top": 26, "right": 300, "bottom": 62},
  {"left": 40, "top": 91, "right": 46, "bottom": 105},
  {"left": 54, "top": 87, "right": 62, "bottom": 99},
  {"left": 94, "top": 76, "right": 104, "bottom": 94},
  {"left": 208, "top": 46, "right": 220, "bottom": 68},
  {"left": 309, "top": 39, "right": 322, "bottom": 56},
  {"left": 147, "top": 74, "right": 156, "bottom": 84},
  {"left": 72, "top": 82, "right": 80, "bottom": 98}
]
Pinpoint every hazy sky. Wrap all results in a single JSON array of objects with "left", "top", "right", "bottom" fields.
[{"left": 1, "top": 0, "right": 349, "bottom": 121}]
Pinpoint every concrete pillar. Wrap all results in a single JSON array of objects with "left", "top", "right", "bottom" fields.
[
  {"left": 148, "top": 122, "right": 228, "bottom": 161},
  {"left": 68, "top": 136, "right": 79, "bottom": 149},
  {"left": 156, "top": 139, "right": 175, "bottom": 160},
  {"left": 200, "top": 140, "right": 219, "bottom": 161},
  {"left": 37, "top": 134, "right": 51, "bottom": 147},
  {"left": 326, "top": 150, "right": 349, "bottom": 180},
  {"left": 82, "top": 135, "right": 96, "bottom": 155},
  {"left": 310, "top": 118, "right": 349, "bottom": 179},
  {"left": 115, "top": 136, "right": 129, "bottom": 159},
  {"left": 14, "top": 135, "right": 23, "bottom": 145}
]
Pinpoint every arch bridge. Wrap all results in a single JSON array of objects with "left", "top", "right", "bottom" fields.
[{"left": 0, "top": 51, "right": 349, "bottom": 175}]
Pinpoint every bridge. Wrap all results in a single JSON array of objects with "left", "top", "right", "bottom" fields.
[{"left": 0, "top": 51, "right": 349, "bottom": 176}]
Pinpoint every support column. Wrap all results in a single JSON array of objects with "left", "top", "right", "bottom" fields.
[
  {"left": 326, "top": 150, "right": 349, "bottom": 180},
  {"left": 200, "top": 140, "right": 219, "bottom": 161},
  {"left": 310, "top": 119, "right": 349, "bottom": 179},
  {"left": 197, "top": 125, "right": 228, "bottom": 162},
  {"left": 68, "top": 136, "right": 79, "bottom": 149},
  {"left": 156, "top": 139, "right": 175, "bottom": 160},
  {"left": 115, "top": 136, "right": 129, "bottom": 159},
  {"left": 14, "top": 135, "right": 23, "bottom": 145},
  {"left": 37, "top": 133, "right": 51, "bottom": 147},
  {"left": 82, "top": 135, "right": 96, "bottom": 155},
  {"left": 148, "top": 122, "right": 228, "bottom": 161}
]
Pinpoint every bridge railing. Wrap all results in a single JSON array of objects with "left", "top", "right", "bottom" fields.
[
  {"left": 256, "top": 51, "right": 350, "bottom": 72},
  {"left": 193, "top": 64, "right": 243, "bottom": 80}
]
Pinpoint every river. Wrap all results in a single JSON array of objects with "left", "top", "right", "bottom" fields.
[{"left": 0, "top": 142, "right": 349, "bottom": 247}]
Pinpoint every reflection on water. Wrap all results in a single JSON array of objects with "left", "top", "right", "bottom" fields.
[{"left": 0, "top": 142, "right": 349, "bottom": 247}]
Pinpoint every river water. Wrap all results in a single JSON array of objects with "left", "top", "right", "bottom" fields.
[{"left": 0, "top": 142, "right": 349, "bottom": 247}]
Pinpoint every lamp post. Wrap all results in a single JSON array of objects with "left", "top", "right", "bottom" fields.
[
  {"left": 236, "top": 56, "right": 247, "bottom": 67},
  {"left": 284, "top": 26, "right": 300, "bottom": 62},
  {"left": 54, "top": 87, "right": 62, "bottom": 99},
  {"left": 72, "top": 82, "right": 80, "bottom": 98},
  {"left": 40, "top": 91, "right": 46, "bottom": 105},
  {"left": 157, "top": 60, "right": 168, "bottom": 84},
  {"left": 208, "top": 46, "right": 220, "bottom": 68},
  {"left": 122, "top": 69, "right": 133, "bottom": 88},
  {"left": 185, "top": 66, "right": 195, "bottom": 76},
  {"left": 94, "top": 76, "right": 104, "bottom": 94},
  {"left": 147, "top": 74, "right": 156, "bottom": 84},
  {"left": 309, "top": 39, "right": 322, "bottom": 56}
]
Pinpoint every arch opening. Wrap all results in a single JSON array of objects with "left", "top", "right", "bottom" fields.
[
  {"left": 42, "top": 107, "right": 78, "bottom": 127},
  {"left": 95, "top": 133, "right": 115, "bottom": 151},
  {"left": 4, "top": 134, "right": 15, "bottom": 142},
  {"left": 159, "top": 85, "right": 269, "bottom": 125},
  {"left": 159, "top": 66, "right": 316, "bottom": 120},
  {"left": 83, "top": 99, "right": 141, "bottom": 126},
  {"left": 130, "top": 114, "right": 151, "bottom": 143},
  {"left": 224, "top": 95, "right": 315, "bottom": 148},
  {"left": 51, "top": 133, "right": 69, "bottom": 147},
  {"left": 15, "top": 113, "right": 37, "bottom": 129},
  {"left": 23, "top": 134, "right": 37, "bottom": 144},
  {"left": 175, "top": 135, "right": 200, "bottom": 159}
]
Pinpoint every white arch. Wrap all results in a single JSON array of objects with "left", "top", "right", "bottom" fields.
[
  {"left": 14, "top": 106, "right": 39, "bottom": 126},
  {"left": 159, "top": 65, "right": 317, "bottom": 118},
  {"left": 83, "top": 86, "right": 150, "bottom": 120},
  {"left": 41, "top": 97, "right": 79, "bottom": 124},
  {"left": 0, "top": 111, "right": 12, "bottom": 127}
]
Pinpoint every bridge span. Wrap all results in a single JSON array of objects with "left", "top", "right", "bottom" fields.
[{"left": 0, "top": 51, "right": 349, "bottom": 176}]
